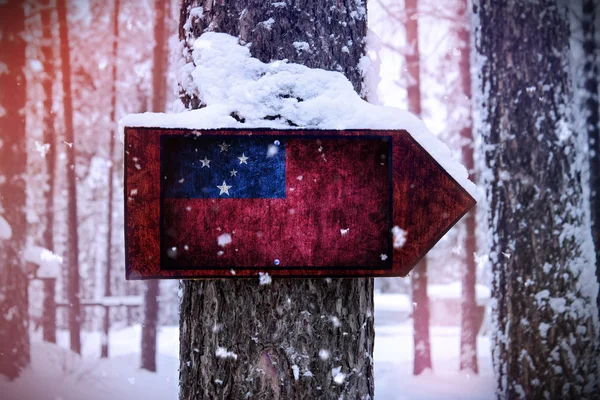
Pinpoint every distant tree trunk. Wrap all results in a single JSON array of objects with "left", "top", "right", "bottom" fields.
[
  {"left": 101, "top": 0, "right": 120, "bottom": 360},
  {"left": 40, "top": 0, "right": 57, "bottom": 257},
  {"left": 141, "top": 0, "right": 169, "bottom": 373},
  {"left": 178, "top": 1, "right": 374, "bottom": 398},
  {"left": 582, "top": 0, "right": 600, "bottom": 315},
  {"left": 410, "top": 260, "right": 431, "bottom": 375},
  {"left": 40, "top": 0, "right": 58, "bottom": 345},
  {"left": 404, "top": 0, "right": 432, "bottom": 376},
  {"left": 57, "top": 0, "right": 81, "bottom": 355},
  {"left": 457, "top": 0, "right": 478, "bottom": 374},
  {"left": 474, "top": 0, "right": 600, "bottom": 397},
  {"left": 0, "top": 0, "right": 31, "bottom": 380}
]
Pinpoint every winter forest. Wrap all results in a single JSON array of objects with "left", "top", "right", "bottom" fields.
[{"left": 1, "top": 0, "right": 599, "bottom": 399}]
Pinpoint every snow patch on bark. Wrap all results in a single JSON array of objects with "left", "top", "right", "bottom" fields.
[
  {"left": 215, "top": 347, "right": 238, "bottom": 360},
  {"left": 331, "top": 366, "right": 346, "bottom": 384},
  {"left": 360, "top": 29, "right": 382, "bottom": 103}
]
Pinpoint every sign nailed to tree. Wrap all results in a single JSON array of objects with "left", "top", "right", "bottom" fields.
[{"left": 124, "top": 127, "right": 475, "bottom": 279}]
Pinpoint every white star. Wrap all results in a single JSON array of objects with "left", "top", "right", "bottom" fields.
[
  {"left": 238, "top": 153, "right": 249, "bottom": 164},
  {"left": 230, "top": 169, "right": 238, "bottom": 177},
  {"left": 200, "top": 157, "right": 211, "bottom": 168},
  {"left": 219, "top": 142, "right": 230, "bottom": 153},
  {"left": 217, "top": 181, "right": 232, "bottom": 196}
]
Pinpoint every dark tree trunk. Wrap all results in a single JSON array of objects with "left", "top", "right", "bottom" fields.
[
  {"left": 101, "top": 0, "right": 120, "bottom": 360},
  {"left": 141, "top": 280, "right": 159, "bottom": 372},
  {"left": 40, "top": 0, "right": 58, "bottom": 346},
  {"left": 57, "top": 0, "right": 81, "bottom": 355},
  {"left": 474, "top": 0, "right": 600, "bottom": 397},
  {"left": 42, "top": 278, "right": 57, "bottom": 344},
  {"left": 404, "top": 0, "right": 432, "bottom": 376},
  {"left": 178, "top": 1, "right": 374, "bottom": 399},
  {"left": 457, "top": 0, "right": 478, "bottom": 374},
  {"left": 0, "top": 0, "right": 30, "bottom": 380},
  {"left": 582, "top": 0, "right": 600, "bottom": 316},
  {"left": 141, "top": 0, "right": 170, "bottom": 373}
]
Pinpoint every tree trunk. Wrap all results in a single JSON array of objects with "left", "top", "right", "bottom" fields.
[
  {"left": 40, "top": 0, "right": 58, "bottom": 345},
  {"left": 410, "top": 259, "right": 431, "bottom": 375},
  {"left": 474, "top": 0, "right": 600, "bottom": 397},
  {"left": 0, "top": 0, "right": 30, "bottom": 380},
  {"left": 101, "top": 0, "right": 121, "bottom": 360},
  {"left": 177, "top": 1, "right": 374, "bottom": 398},
  {"left": 404, "top": 0, "right": 432, "bottom": 376},
  {"left": 582, "top": 0, "right": 600, "bottom": 316},
  {"left": 457, "top": 0, "right": 478, "bottom": 374},
  {"left": 42, "top": 278, "right": 57, "bottom": 343},
  {"left": 57, "top": 0, "right": 81, "bottom": 355},
  {"left": 141, "top": 280, "right": 159, "bottom": 372},
  {"left": 151, "top": 0, "right": 168, "bottom": 113},
  {"left": 141, "top": 0, "right": 169, "bottom": 373},
  {"left": 40, "top": 0, "right": 57, "bottom": 259}
]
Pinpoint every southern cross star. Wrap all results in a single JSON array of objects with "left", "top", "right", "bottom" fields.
[
  {"left": 200, "top": 156, "right": 211, "bottom": 168},
  {"left": 219, "top": 142, "right": 230, "bottom": 153},
  {"left": 217, "top": 181, "right": 232, "bottom": 196},
  {"left": 238, "top": 153, "right": 249, "bottom": 164},
  {"left": 230, "top": 169, "right": 238, "bottom": 177}
]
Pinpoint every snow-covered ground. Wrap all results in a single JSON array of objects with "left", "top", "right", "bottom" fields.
[
  {"left": 375, "top": 324, "right": 494, "bottom": 400},
  {"left": 1, "top": 294, "right": 494, "bottom": 400}
]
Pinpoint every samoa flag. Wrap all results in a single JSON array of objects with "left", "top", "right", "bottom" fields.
[{"left": 159, "top": 134, "right": 393, "bottom": 271}]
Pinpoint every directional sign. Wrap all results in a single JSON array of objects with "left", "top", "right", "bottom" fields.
[{"left": 124, "top": 128, "right": 475, "bottom": 279}]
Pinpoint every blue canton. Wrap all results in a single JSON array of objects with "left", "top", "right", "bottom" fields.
[{"left": 161, "top": 135, "right": 286, "bottom": 199}]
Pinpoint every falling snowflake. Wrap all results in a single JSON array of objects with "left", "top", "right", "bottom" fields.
[{"left": 259, "top": 272, "right": 272, "bottom": 285}]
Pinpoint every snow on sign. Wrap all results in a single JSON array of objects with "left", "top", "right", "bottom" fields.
[{"left": 124, "top": 127, "right": 475, "bottom": 279}]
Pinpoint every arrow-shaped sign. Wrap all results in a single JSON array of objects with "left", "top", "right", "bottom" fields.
[{"left": 124, "top": 128, "right": 475, "bottom": 279}]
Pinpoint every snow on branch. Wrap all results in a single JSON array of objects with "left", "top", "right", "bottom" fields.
[
  {"left": 24, "top": 245, "right": 62, "bottom": 278},
  {"left": 120, "top": 32, "right": 475, "bottom": 196}
]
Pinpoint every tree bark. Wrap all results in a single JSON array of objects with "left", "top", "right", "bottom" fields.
[
  {"left": 404, "top": 0, "right": 432, "bottom": 376},
  {"left": 474, "top": 0, "right": 600, "bottom": 397},
  {"left": 141, "top": 0, "right": 170, "bottom": 373},
  {"left": 57, "top": 0, "right": 81, "bottom": 355},
  {"left": 0, "top": 0, "right": 31, "bottom": 380},
  {"left": 177, "top": 1, "right": 374, "bottom": 399},
  {"left": 457, "top": 0, "right": 478, "bottom": 374},
  {"left": 582, "top": 0, "right": 600, "bottom": 317}
]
